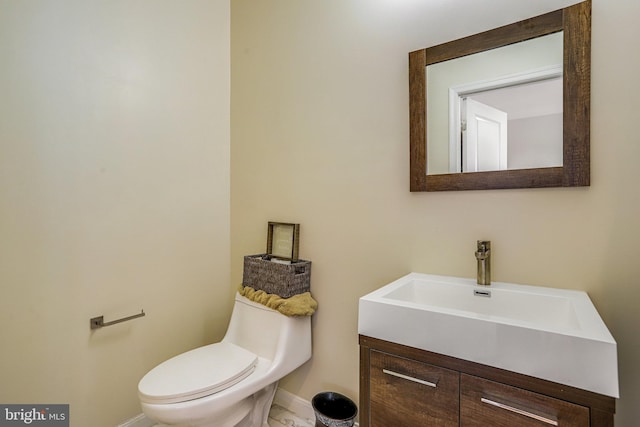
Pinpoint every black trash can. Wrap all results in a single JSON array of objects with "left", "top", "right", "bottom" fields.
[{"left": 312, "top": 391, "right": 358, "bottom": 427}]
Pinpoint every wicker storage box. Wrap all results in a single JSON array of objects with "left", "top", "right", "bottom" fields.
[{"left": 242, "top": 254, "right": 311, "bottom": 298}]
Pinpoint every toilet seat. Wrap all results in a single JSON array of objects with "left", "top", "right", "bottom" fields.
[{"left": 138, "top": 342, "right": 258, "bottom": 404}]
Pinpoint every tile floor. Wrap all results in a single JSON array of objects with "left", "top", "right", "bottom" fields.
[
  {"left": 151, "top": 404, "right": 314, "bottom": 427},
  {"left": 268, "top": 403, "right": 315, "bottom": 427}
]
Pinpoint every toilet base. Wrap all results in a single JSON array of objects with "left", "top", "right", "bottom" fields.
[
  {"left": 142, "top": 382, "right": 278, "bottom": 427},
  {"left": 233, "top": 382, "right": 277, "bottom": 427}
]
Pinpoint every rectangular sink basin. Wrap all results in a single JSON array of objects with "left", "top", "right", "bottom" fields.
[{"left": 358, "top": 273, "right": 618, "bottom": 398}]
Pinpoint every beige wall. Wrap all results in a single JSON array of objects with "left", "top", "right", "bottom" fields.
[
  {"left": 0, "top": 1, "right": 230, "bottom": 425},
  {"left": 2, "top": 0, "right": 637, "bottom": 425},
  {"left": 231, "top": 0, "right": 640, "bottom": 425}
]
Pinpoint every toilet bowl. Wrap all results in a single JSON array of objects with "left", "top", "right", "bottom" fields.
[{"left": 138, "top": 292, "right": 312, "bottom": 427}]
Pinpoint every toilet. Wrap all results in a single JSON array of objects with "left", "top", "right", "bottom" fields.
[{"left": 138, "top": 292, "right": 312, "bottom": 427}]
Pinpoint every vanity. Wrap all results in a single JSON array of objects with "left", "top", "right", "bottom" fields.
[
  {"left": 359, "top": 0, "right": 615, "bottom": 423},
  {"left": 358, "top": 274, "right": 618, "bottom": 427}
]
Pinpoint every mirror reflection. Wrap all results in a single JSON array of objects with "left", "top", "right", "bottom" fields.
[{"left": 427, "top": 32, "right": 563, "bottom": 175}]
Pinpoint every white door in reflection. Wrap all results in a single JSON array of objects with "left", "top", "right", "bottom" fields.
[{"left": 462, "top": 98, "right": 508, "bottom": 172}]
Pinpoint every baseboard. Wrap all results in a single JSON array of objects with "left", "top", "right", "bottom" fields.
[
  {"left": 273, "top": 387, "right": 316, "bottom": 422},
  {"left": 116, "top": 412, "right": 156, "bottom": 427}
]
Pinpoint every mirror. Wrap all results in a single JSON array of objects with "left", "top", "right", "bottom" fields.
[
  {"left": 427, "top": 33, "right": 563, "bottom": 174},
  {"left": 409, "top": 0, "right": 591, "bottom": 191}
]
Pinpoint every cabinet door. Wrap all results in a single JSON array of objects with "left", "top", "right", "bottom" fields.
[
  {"left": 369, "top": 350, "right": 459, "bottom": 427},
  {"left": 461, "top": 374, "right": 590, "bottom": 427}
]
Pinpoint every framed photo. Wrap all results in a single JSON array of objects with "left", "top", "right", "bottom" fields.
[{"left": 267, "top": 222, "right": 300, "bottom": 261}]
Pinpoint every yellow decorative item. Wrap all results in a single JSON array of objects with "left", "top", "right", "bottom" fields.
[{"left": 239, "top": 286, "right": 317, "bottom": 317}]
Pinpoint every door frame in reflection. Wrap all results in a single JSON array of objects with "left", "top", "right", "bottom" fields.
[{"left": 447, "top": 64, "right": 562, "bottom": 174}]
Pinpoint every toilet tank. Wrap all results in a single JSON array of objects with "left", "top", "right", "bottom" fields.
[{"left": 222, "top": 293, "right": 311, "bottom": 366}]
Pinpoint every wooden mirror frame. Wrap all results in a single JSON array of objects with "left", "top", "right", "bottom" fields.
[{"left": 409, "top": 0, "right": 591, "bottom": 191}]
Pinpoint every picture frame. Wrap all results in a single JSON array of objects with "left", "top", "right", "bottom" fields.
[{"left": 267, "top": 222, "right": 300, "bottom": 262}]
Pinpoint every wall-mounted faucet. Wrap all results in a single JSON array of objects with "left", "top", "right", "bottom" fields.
[{"left": 475, "top": 240, "right": 491, "bottom": 286}]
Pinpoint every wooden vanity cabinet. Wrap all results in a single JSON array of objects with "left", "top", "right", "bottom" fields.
[
  {"left": 461, "top": 374, "right": 589, "bottom": 426},
  {"left": 370, "top": 349, "right": 459, "bottom": 426},
  {"left": 360, "top": 335, "right": 615, "bottom": 427}
]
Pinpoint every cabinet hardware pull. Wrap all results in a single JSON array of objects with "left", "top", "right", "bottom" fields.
[
  {"left": 382, "top": 369, "right": 437, "bottom": 388},
  {"left": 481, "top": 397, "right": 558, "bottom": 426}
]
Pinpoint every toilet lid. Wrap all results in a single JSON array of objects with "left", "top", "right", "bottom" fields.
[{"left": 138, "top": 342, "right": 258, "bottom": 404}]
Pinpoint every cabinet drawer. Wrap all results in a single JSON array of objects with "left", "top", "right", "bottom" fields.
[
  {"left": 461, "top": 374, "right": 590, "bottom": 427},
  {"left": 369, "top": 350, "right": 459, "bottom": 427}
]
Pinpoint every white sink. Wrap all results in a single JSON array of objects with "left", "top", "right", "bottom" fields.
[{"left": 358, "top": 273, "right": 618, "bottom": 398}]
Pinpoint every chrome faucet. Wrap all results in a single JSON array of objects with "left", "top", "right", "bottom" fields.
[{"left": 475, "top": 240, "right": 491, "bottom": 286}]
